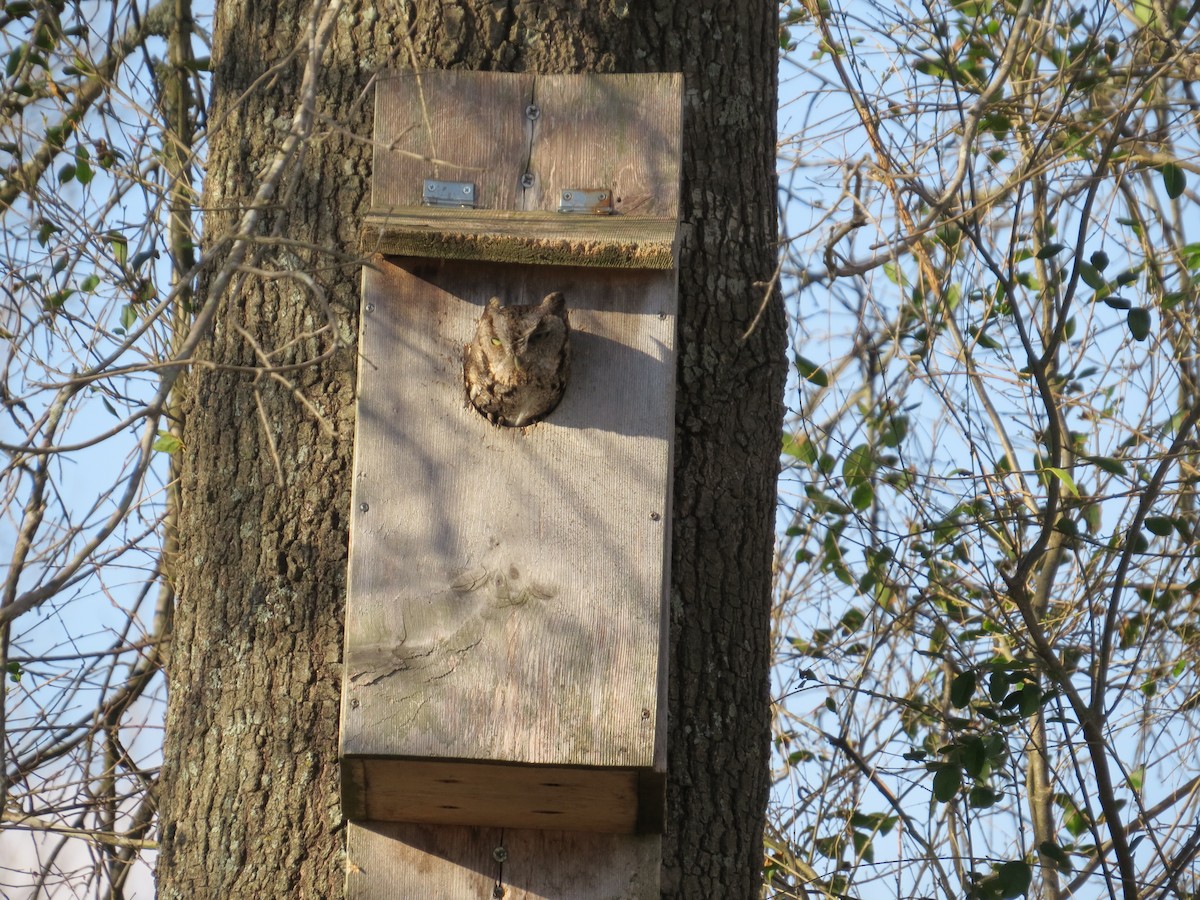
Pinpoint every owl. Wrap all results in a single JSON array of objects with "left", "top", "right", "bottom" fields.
[{"left": 463, "top": 292, "right": 571, "bottom": 427}]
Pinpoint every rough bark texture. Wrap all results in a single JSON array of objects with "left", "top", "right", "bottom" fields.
[{"left": 158, "top": 1, "right": 782, "bottom": 897}]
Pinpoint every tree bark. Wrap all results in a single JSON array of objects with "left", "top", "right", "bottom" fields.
[{"left": 158, "top": 1, "right": 783, "bottom": 897}]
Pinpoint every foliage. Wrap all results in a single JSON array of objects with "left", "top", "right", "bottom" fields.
[
  {"left": 768, "top": 0, "right": 1200, "bottom": 898},
  {"left": 8, "top": 0, "right": 1200, "bottom": 894},
  {"left": 1, "top": 0, "right": 203, "bottom": 892}
]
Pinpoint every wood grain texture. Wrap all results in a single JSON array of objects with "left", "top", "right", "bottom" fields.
[
  {"left": 342, "top": 758, "right": 664, "bottom": 833},
  {"left": 371, "top": 71, "right": 534, "bottom": 211},
  {"left": 364, "top": 71, "right": 682, "bottom": 269},
  {"left": 525, "top": 75, "right": 682, "bottom": 218},
  {"left": 360, "top": 211, "right": 678, "bottom": 269},
  {"left": 346, "top": 821, "right": 661, "bottom": 899},
  {"left": 340, "top": 256, "right": 675, "bottom": 826}
]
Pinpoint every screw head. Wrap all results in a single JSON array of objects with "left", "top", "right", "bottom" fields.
[
  {"left": 359, "top": 502, "right": 369, "bottom": 513},
  {"left": 526, "top": 104, "right": 540, "bottom": 119},
  {"left": 521, "top": 173, "right": 534, "bottom": 188},
  {"left": 492, "top": 846, "right": 508, "bottom": 863}
]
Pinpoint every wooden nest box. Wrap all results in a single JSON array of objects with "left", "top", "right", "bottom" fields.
[{"left": 340, "top": 70, "right": 683, "bottom": 842}]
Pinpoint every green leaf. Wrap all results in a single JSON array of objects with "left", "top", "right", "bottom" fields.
[
  {"left": 878, "top": 414, "right": 908, "bottom": 448},
  {"left": 107, "top": 231, "right": 128, "bottom": 266},
  {"left": 850, "top": 829, "right": 874, "bottom": 863},
  {"left": 1036, "top": 243, "right": 1067, "bottom": 259},
  {"left": 932, "top": 766, "right": 961, "bottom": 802},
  {"left": 914, "top": 58, "right": 948, "bottom": 79},
  {"left": 968, "top": 785, "right": 1001, "bottom": 808},
  {"left": 950, "top": 671, "right": 976, "bottom": 708},
  {"left": 1102, "top": 295, "right": 1131, "bottom": 310},
  {"left": 1079, "top": 262, "right": 1106, "bottom": 289},
  {"left": 1160, "top": 163, "right": 1186, "bottom": 200},
  {"left": 1126, "top": 0, "right": 1154, "bottom": 24},
  {"left": 850, "top": 481, "right": 874, "bottom": 511},
  {"left": 120, "top": 304, "right": 137, "bottom": 330},
  {"left": 1127, "top": 307, "right": 1151, "bottom": 341},
  {"left": 1144, "top": 516, "right": 1173, "bottom": 536},
  {"left": 152, "top": 431, "right": 183, "bottom": 453},
  {"left": 997, "top": 860, "right": 1032, "bottom": 897},
  {"left": 37, "top": 218, "right": 60, "bottom": 245},
  {"left": 1039, "top": 841, "right": 1074, "bottom": 873},
  {"left": 1090, "top": 250, "right": 1109, "bottom": 270},
  {"left": 989, "top": 670, "right": 1010, "bottom": 703},
  {"left": 795, "top": 354, "right": 829, "bottom": 387},
  {"left": 1042, "top": 466, "right": 1079, "bottom": 497},
  {"left": 782, "top": 432, "right": 818, "bottom": 465},
  {"left": 843, "top": 444, "right": 874, "bottom": 487},
  {"left": 1083, "top": 454, "right": 1127, "bottom": 476},
  {"left": 1018, "top": 684, "right": 1042, "bottom": 716},
  {"left": 44, "top": 288, "right": 73, "bottom": 310}
]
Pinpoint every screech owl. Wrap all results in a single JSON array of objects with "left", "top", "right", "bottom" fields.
[{"left": 463, "top": 292, "right": 571, "bottom": 427}]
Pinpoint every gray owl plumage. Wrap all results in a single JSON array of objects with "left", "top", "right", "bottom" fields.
[{"left": 463, "top": 292, "right": 571, "bottom": 427}]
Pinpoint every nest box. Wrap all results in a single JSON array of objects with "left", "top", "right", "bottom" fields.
[{"left": 340, "top": 70, "right": 682, "bottom": 839}]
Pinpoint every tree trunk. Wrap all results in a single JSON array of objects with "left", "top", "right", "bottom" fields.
[{"left": 157, "top": 1, "right": 782, "bottom": 897}]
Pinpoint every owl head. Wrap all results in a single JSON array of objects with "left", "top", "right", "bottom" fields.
[
  {"left": 475, "top": 292, "right": 569, "bottom": 381},
  {"left": 464, "top": 292, "right": 572, "bottom": 427}
]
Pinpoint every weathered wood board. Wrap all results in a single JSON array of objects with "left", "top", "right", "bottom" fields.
[
  {"left": 341, "top": 69, "right": 682, "bottom": 839},
  {"left": 346, "top": 822, "right": 661, "bottom": 899},
  {"left": 362, "top": 71, "right": 682, "bottom": 267},
  {"left": 341, "top": 258, "right": 675, "bottom": 829},
  {"left": 369, "top": 71, "right": 681, "bottom": 216},
  {"left": 342, "top": 758, "right": 664, "bottom": 834}
]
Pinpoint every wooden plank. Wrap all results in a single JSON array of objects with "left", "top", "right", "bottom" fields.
[
  {"left": 366, "top": 72, "right": 683, "bottom": 267},
  {"left": 360, "top": 211, "right": 677, "bottom": 269},
  {"left": 345, "top": 71, "right": 681, "bottom": 836},
  {"left": 346, "top": 822, "right": 661, "bottom": 900},
  {"left": 341, "top": 758, "right": 664, "bottom": 833},
  {"left": 340, "top": 258, "right": 674, "bottom": 794},
  {"left": 525, "top": 74, "right": 682, "bottom": 218},
  {"left": 371, "top": 71, "right": 534, "bottom": 211}
]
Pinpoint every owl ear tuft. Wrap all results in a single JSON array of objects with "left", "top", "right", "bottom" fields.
[
  {"left": 541, "top": 292, "right": 565, "bottom": 314},
  {"left": 487, "top": 297, "right": 502, "bottom": 311}
]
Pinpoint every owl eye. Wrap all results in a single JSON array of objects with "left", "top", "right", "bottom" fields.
[{"left": 491, "top": 338, "right": 503, "bottom": 346}]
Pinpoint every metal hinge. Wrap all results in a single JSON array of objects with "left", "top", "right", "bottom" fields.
[
  {"left": 423, "top": 179, "right": 477, "bottom": 208},
  {"left": 558, "top": 189, "right": 615, "bottom": 215}
]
